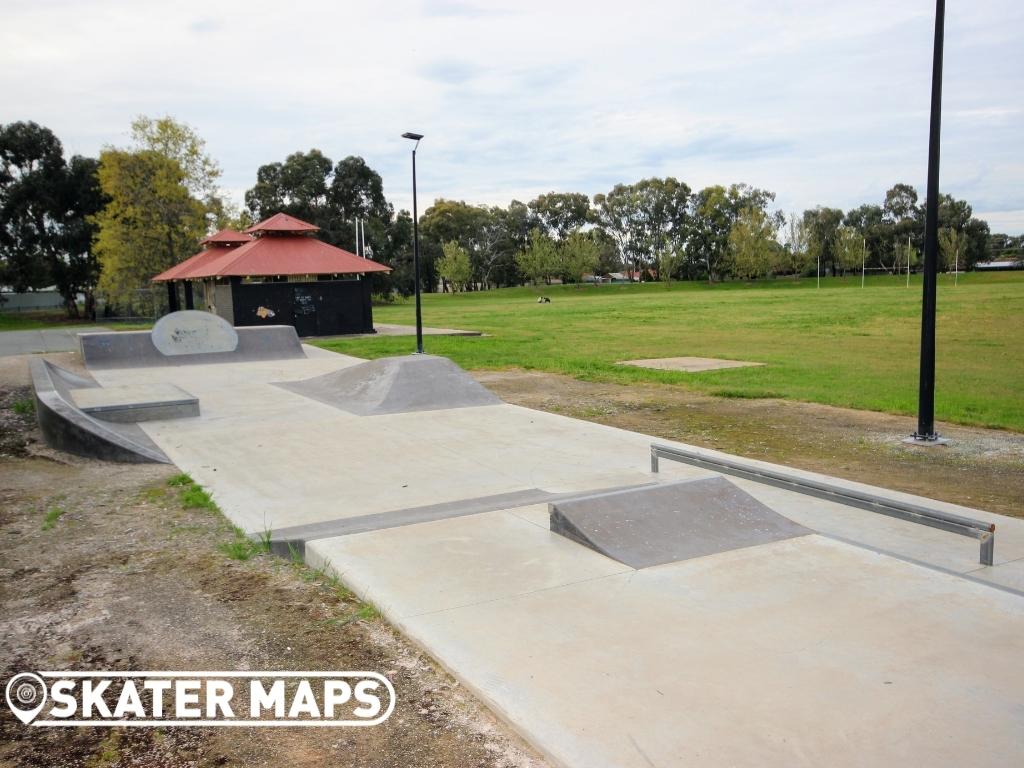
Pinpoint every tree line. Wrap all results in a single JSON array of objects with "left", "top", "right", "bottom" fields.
[{"left": 1, "top": 117, "right": 1007, "bottom": 317}]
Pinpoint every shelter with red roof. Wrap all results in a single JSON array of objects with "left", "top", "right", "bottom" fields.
[{"left": 153, "top": 213, "right": 390, "bottom": 336}]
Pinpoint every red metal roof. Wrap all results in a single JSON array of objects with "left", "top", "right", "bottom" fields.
[
  {"left": 244, "top": 212, "right": 320, "bottom": 234},
  {"left": 155, "top": 236, "right": 389, "bottom": 280},
  {"left": 152, "top": 250, "right": 216, "bottom": 282},
  {"left": 154, "top": 213, "right": 389, "bottom": 281},
  {"left": 199, "top": 228, "right": 253, "bottom": 246},
  {"left": 153, "top": 230, "right": 252, "bottom": 282}
]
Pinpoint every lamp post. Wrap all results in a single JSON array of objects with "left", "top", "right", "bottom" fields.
[
  {"left": 402, "top": 132, "right": 425, "bottom": 354},
  {"left": 910, "top": 0, "right": 945, "bottom": 444}
]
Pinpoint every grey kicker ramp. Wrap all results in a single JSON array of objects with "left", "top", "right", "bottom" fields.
[
  {"left": 550, "top": 476, "right": 812, "bottom": 568},
  {"left": 30, "top": 358, "right": 170, "bottom": 463},
  {"left": 80, "top": 325, "right": 305, "bottom": 370},
  {"left": 276, "top": 354, "right": 501, "bottom": 415}
]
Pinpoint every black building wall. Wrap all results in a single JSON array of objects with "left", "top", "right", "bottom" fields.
[{"left": 230, "top": 278, "right": 374, "bottom": 337}]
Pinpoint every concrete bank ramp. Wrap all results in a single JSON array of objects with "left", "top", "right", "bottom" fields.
[
  {"left": 80, "top": 311, "right": 305, "bottom": 370},
  {"left": 30, "top": 358, "right": 170, "bottom": 463},
  {"left": 276, "top": 354, "right": 501, "bottom": 416},
  {"left": 550, "top": 476, "right": 811, "bottom": 568}
]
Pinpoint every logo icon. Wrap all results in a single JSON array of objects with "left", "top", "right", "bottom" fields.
[{"left": 5, "top": 673, "right": 47, "bottom": 725}]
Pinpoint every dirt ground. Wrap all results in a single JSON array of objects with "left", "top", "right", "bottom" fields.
[
  {"left": 0, "top": 355, "right": 545, "bottom": 768},
  {"left": 474, "top": 370, "right": 1024, "bottom": 519}
]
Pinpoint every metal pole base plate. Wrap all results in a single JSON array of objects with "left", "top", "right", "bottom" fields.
[{"left": 902, "top": 433, "right": 950, "bottom": 447}]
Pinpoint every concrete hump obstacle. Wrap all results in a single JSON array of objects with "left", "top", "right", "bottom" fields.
[
  {"left": 276, "top": 354, "right": 502, "bottom": 416},
  {"left": 151, "top": 310, "right": 238, "bottom": 356},
  {"left": 80, "top": 312, "right": 305, "bottom": 370},
  {"left": 30, "top": 358, "right": 171, "bottom": 463},
  {"left": 549, "top": 476, "right": 812, "bottom": 569}
]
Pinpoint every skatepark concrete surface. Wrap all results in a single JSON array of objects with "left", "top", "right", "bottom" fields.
[{"left": 79, "top": 344, "right": 1024, "bottom": 767}]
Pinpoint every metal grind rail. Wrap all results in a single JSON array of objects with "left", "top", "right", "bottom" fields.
[{"left": 650, "top": 443, "right": 995, "bottom": 566}]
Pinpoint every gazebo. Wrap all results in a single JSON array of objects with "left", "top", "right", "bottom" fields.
[{"left": 153, "top": 213, "right": 390, "bottom": 336}]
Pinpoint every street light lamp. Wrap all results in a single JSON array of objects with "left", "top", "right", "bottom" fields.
[{"left": 402, "top": 132, "right": 425, "bottom": 354}]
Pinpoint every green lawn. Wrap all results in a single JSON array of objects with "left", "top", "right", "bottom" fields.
[
  {"left": 0, "top": 311, "right": 92, "bottom": 331},
  {"left": 0, "top": 312, "right": 152, "bottom": 331},
  {"left": 314, "top": 271, "right": 1024, "bottom": 432}
]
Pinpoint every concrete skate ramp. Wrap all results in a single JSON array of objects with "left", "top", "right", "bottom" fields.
[
  {"left": 80, "top": 324, "right": 305, "bottom": 370},
  {"left": 550, "top": 476, "right": 811, "bottom": 568},
  {"left": 30, "top": 358, "right": 170, "bottom": 463},
  {"left": 276, "top": 354, "right": 502, "bottom": 415}
]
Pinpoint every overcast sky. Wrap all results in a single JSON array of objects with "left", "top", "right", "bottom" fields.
[{"left": 2, "top": 0, "right": 1021, "bottom": 233}]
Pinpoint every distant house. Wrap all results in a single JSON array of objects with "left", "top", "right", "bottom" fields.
[
  {"left": 975, "top": 260, "right": 1022, "bottom": 271},
  {"left": 152, "top": 213, "right": 390, "bottom": 336},
  {"left": 608, "top": 270, "right": 656, "bottom": 283}
]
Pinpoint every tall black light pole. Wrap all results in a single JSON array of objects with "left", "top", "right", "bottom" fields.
[
  {"left": 911, "top": 0, "right": 945, "bottom": 444},
  {"left": 402, "top": 132, "right": 425, "bottom": 354}
]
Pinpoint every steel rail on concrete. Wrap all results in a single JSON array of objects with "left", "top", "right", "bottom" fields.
[{"left": 650, "top": 443, "right": 995, "bottom": 566}]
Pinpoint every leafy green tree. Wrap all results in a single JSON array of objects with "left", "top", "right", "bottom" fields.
[
  {"left": 0, "top": 122, "right": 105, "bottom": 315},
  {"left": 689, "top": 184, "right": 779, "bottom": 282},
  {"left": 938, "top": 227, "right": 965, "bottom": 273},
  {"left": 487, "top": 200, "right": 533, "bottom": 287},
  {"left": 94, "top": 149, "right": 206, "bottom": 308},
  {"left": 558, "top": 230, "right": 601, "bottom": 285},
  {"left": 438, "top": 240, "right": 472, "bottom": 292},
  {"left": 419, "top": 199, "right": 503, "bottom": 291},
  {"left": 245, "top": 149, "right": 333, "bottom": 227},
  {"left": 782, "top": 213, "right": 811, "bottom": 275},
  {"left": 515, "top": 228, "right": 558, "bottom": 285},
  {"left": 0, "top": 121, "right": 65, "bottom": 292},
  {"left": 53, "top": 155, "right": 105, "bottom": 318},
  {"left": 528, "top": 192, "right": 591, "bottom": 240},
  {"left": 131, "top": 116, "right": 221, "bottom": 202},
  {"left": 843, "top": 204, "right": 887, "bottom": 270},
  {"left": 331, "top": 156, "right": 392, "bottom": 221},
  {"left": 936, "top": 193, "right": 989, "bottom": 270},
  {"left": 588, "top": 227, "right": 622, "bottom": 275},
  {"left": 594, "top": 178, "right": 690, "bottom": 281},
  {"left": 728, "top": 206, "right": 778, "bottom": 279},
  {"left": 657, "top": 248, "right": 685, "bottom": 286},
  {"left": 802, "top": 207, "right": 844, "bottom": 276},
  {"left": 833, "top": 226, "right": 864, "bottom": 274},
  {"left": 375, "top": 210, "right": 414, "bottom": 296},
  {"left": 882, "top": 183, "right": 923, "bottom": 256},
  {"left": 893, "top": 239, "right": 919, "bottom": 274}
]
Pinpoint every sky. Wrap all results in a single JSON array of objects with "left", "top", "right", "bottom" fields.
[{"left": 2, "top": 0, "right": 1022, "bottom": 234}]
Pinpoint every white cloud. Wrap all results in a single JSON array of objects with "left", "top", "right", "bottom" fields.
[{"left": 2, "top": 0, "right": 1021, "bottom": 233}]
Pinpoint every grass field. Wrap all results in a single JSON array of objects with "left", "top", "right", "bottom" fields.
[
  {"left": 0, "top": 312, "right": 151, "bottom": 331},
  {"left": 315, "top": 272, "right": 1024, "bottom": 432}
]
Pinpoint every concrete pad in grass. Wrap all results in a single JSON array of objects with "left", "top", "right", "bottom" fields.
[{"left": 618, "top": 356, "right": 764, "bottom": 372}]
